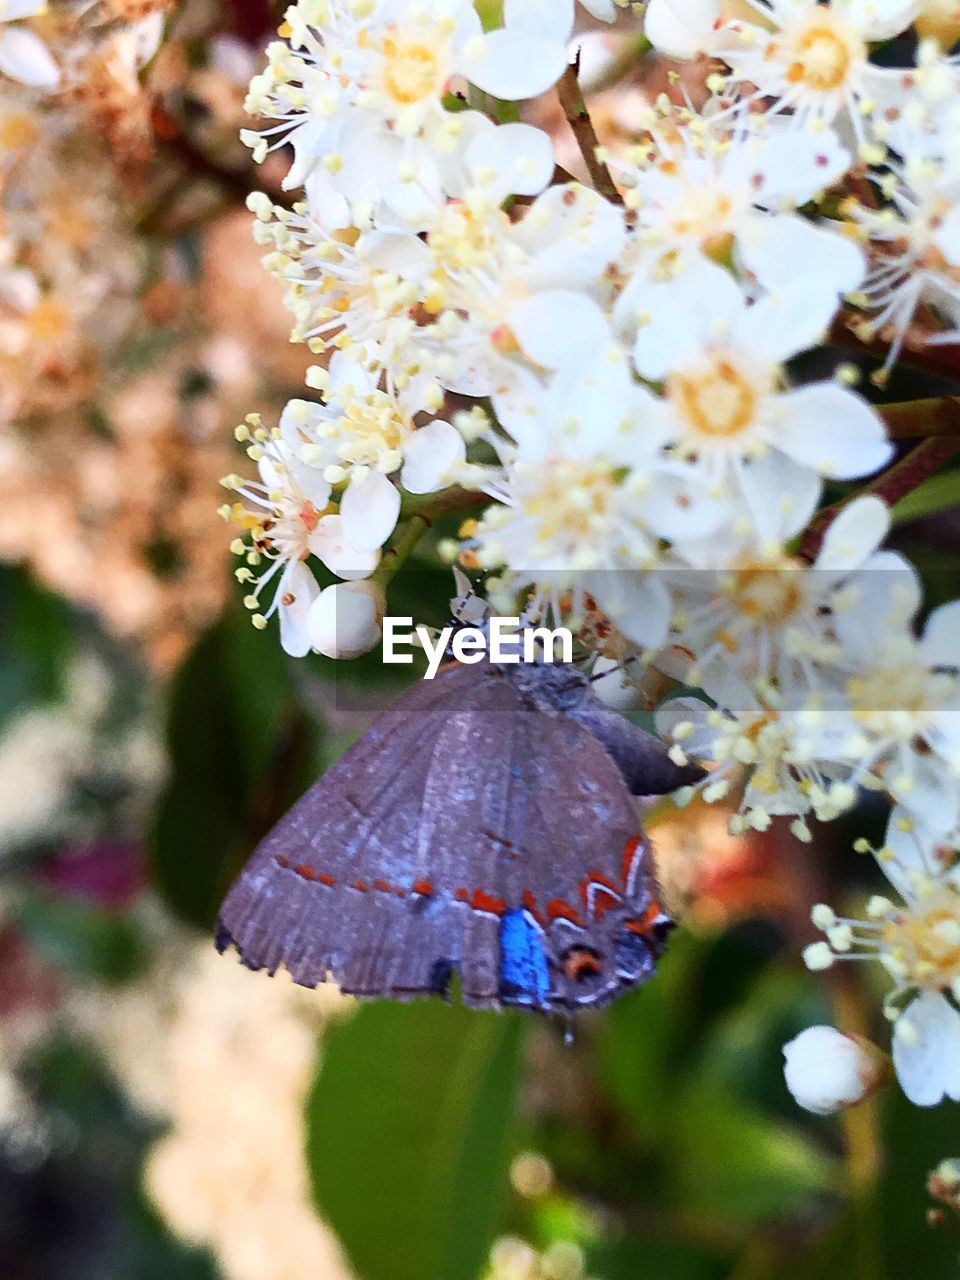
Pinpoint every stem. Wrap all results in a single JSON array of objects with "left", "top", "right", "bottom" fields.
[
  {"left": 398, "top": 486, "right": 486, "bottom": 519},
  {"left": 801, "top": 434, "right": 960, "bottom": 560},
  {"left": 831, "top": 315, "right": 960, "bottom": 387},
  {"left": 370, "top": 515, "right": 432, "bottom": 591},
  {"left": 557, "top": 56, "right": 623, "bottom": 206},
  {"left": 880, "top": 396, "right": 960, "bottom": 439}
]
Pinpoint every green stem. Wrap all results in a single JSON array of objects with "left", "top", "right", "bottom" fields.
[
  {"left": 398, "top": 486, "right": 486, "bottom": 519},
  {"left": 879, "top": 396, "right": 960, "bottom": 439},
  {"left": 369, "top": 516, "right": 432, "bottom": 591}
]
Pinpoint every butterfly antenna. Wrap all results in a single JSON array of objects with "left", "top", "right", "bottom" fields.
[{"left": 587, "top": 654, "right": 640, "bottom": 684}]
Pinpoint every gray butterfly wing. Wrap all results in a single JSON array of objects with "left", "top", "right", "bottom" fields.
[{"left": 217, "top": 662, "right": 669, "bottom": 1010}]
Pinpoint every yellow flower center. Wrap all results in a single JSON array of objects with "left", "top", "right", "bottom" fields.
[
  {"left": 883, "top": 886, "right": 960, "bottom": 990},
  {"left": 380, "top": 34, "right": 444, "bottom": 105},
  {"left": 524, "top": 459, "right": 618, "bottom": 552},
  {"left": 668, "top": 354, "right": 759, "bottom": 440},
  {"left": 779, "top": 13, "right": 864, "bottom": 93},
  {"left": 725, "top": 556, "right": 805, "bottom": 625}
]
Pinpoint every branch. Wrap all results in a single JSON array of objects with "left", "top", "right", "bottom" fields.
[
  {"left": 557, "top": 56, "right": 623, "bottom": 206},
  {"left": 879, "top": 396, "right": 960, "bottom": 439},
  {"left": 801, "top": 434, "right": 960, "bottom": 559}
]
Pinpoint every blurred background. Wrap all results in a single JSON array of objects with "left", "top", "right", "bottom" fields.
[{"left": 3, "top": 1, "right": 960, "bottom": 1278}]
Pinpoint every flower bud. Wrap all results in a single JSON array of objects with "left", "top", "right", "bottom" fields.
[
  {"left": 307, "top": 581, "right": 384, "bottom": 659},
  {"left": 783, "top": 1026, "right": 888, "bottom": 1116}
]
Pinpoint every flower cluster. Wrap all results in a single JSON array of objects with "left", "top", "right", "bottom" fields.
[{"left": 235, "top": 0, "right": 960, "bottom": 1118}]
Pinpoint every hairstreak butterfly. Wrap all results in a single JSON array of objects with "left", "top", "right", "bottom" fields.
[{"left": 216, "top": 656, "right": 701, "bottom": 1012}]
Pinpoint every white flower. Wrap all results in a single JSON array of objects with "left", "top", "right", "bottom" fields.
[
  {"left": 893, "top": 991, "right": 960, "bottom": 1107},
  {"left": 803, "top": 600, "right": 960, "bottom": 837},
  {"left": 656, "top": 692, "right": 859, "bottom": 831},
  {"left": 221, "top": 424, "right": 378, "bottom": 657},
  {"left": 424, "top": 180, "right": 626, "bottom": 431},
  {"left": 806, "top": 817, "right": 960, "bottom": 1106},
  {"left": 629, "top": 258, "right": 892, "bottom": 541},
  {"left": 849, "top": 154, "right": 960, "bottom": 369},
  {"left": 783, "top": 1025, "right": 886, "bottom": 1115},
  {"left": 307, "top": 580, "right": 384, "bottom": 657},
  {"left": 0, "top": 1, "right": 59, "bottom": 88},
  {"left": 645, "top": 0, "right": 916, "bottom": 133},
  {"left": 244, "top": 0, "right": 567, "bottom": 220},
  {"left": 614, "top": 112, "right": 863, "bottom": 307},
  {"left": 284, "top": 352, "right": 465, "bottom": 552},
  {"left": 662, "top": 496, "right": 899, "bottom": 712}
]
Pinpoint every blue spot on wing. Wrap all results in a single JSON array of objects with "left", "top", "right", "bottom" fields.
[{"left": 498, "top": 909, "right": 550, "bottom": 1007}]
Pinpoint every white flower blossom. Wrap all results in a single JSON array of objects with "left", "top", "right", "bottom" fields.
[
  {"left": 783, "top": 1025, "right": 887, "bottom": 1115},
  {"left": 805, "top": 814, "right": 960, "bottom": 1106},
  {"left": 645, "top": 0, "right": 916, "bottom": 134},
  {"left": 628, "top": 258, "right": 892, "bottom": 541}
]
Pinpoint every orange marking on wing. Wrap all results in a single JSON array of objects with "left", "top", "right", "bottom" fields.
[
  {"left": 373, "top": 878, "right": 404, "bottom": 896},
  {"left": 275, "top": 855, "right": 291, "bottom": 868},
  {"left": 296, "top": 864, "right": 315, "bottom": 880},
  {"left": 522, "top": 890, "right": 544, "bottom": 924},
  {"left": 624, "top": 900, "right": 663, "bottom": 935},
  {"left": 547, "top": 898, "right": 586, "bottom": 927},
  {"left": 471, "top": 889, "right": 506, "bottom": 916},
  {"left": 620, "top": 835, "right": 642, "bottom": 887},
  {"left": 455, "top": 888, "right": 470, "bottom": 903},
  {"left": 579, "top": 872, "right": 621, "bottom": 919},
  {"left": 352, "top": 879, "right": 369, "bottom": 892},
  {"left": 412, "top": 879, "right": 434, "bottom": 896},
  {"left": 317, "top": 872, "right": 336, "bottom": 887}
]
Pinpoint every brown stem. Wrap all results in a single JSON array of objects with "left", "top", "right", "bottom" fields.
[
  {"left": 879, "top": 396, "right": 960, "bottom": 439},
  {"left": 557, "top": 56, "right": 623, "bottom": 206},
  {"left": 801, "top": 434, "right": 960, "bottom": 559}
]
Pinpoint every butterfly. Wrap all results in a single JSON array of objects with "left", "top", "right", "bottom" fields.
[{"left": 216, "top": 656, "right": 701, "bottom": 1012}]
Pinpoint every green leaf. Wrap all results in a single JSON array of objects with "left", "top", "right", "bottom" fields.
[
  {"left": 891, "top": 466, "right": 960, "bottom": 526},
  {"left": 666, "top": 1083, "right": 839, "bottom": 1225},
  {"left": 307, "top": 1000, "right": 525, "bottom": 1280},
  {"left": 0, "top": 564, "right": 71, "bottom": 730},
  {"left": 150, "top": 605, "right": 324, "bottom": 929}
]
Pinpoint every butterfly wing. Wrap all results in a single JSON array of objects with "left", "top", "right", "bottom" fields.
[{"left": 217, "top": 663, "right": 668, "bottom": 1010}]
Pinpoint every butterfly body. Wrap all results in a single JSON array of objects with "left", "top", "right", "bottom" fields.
[{"left": 216, "top": 659, "right": 696, "bottom": 1012}]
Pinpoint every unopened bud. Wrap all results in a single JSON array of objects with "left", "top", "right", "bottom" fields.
[
  {"left": 783, "top": 1026, "right": 888, "bottom": 1116},
  {"left": 307, "top": 580, "right": 384, "bottom": 659}
]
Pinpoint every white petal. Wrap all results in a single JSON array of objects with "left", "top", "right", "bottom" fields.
[
  {"left": 892, "top": 992, "right": 960, "bottom": 1107},
  {"left": 735, "top": 278, "right": 841, "bottom": 364},
  {"left": 816, "top": 496, "right": 889, "bottom": 572},
  {"left": 586, "top": 570, "right": 671, "bottom": 649},
  {"left": 309, "top": 515, "right": 380, "bottom": 580},
  {"left": 339, "top": 471, "right": 401, "bottom": 552},
  {"left": 881, "top": 806, "right": 944, "bottom": 900},
  {"left": 504, "top": 0, "right": 574, "bottom": 41},
  {"left": 632, "top": 260, "right": 745, "bottom": 381},
  {"left": 464, "top": 30, "right": 569, "bottom": 99},
  {"left": 921, "top": 599, "right": 960, "bottom": 668},
  {"left": 590, "top": 655, "right": 645, "bottom": 711},
  {"left": 772, "top": 385, "right": 892, "bottom": 480},
  {"left": 510, "top": 290, "right": 610, "bottom": 368},
  {"left": 739, "top": 218, "right": 864, "bottom": 313},
  {"left": 832, "top": 550, "right": 922, "bottom": 656},
  {"left": 307, "top": 582, "right": 383, "bottom": 659},
  {"left": 842, "top": 0, "right": 919, "bottom": 40},
  {"left": 465, "top": 121, "right": 554, "bottom": 202},
  {"left": 277, "top": 561, "right": 320, "bottom": 658},
  {"left": 0, "top": 0, "right": 48, "bottom": 18},
  {"left": 0, "top": 26, "right": 59, "bottom": 87},
  {"left": 580, "top": 0, "right": 617, "bottom": 18},
  {"left": 518, "top": 184, "right": 627, "bottom": 291},
  {"left": 401, "top": 420, "right": 466, "bottom": 493},
  {"left": 644, "top": 0, "right": 722, "bottom": 57},
  {"left": 747, "top": 129, "right": 852, "bottom": 208},
  {"left": 739, "top": 449, "right": 822, "bottom": 544}
]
